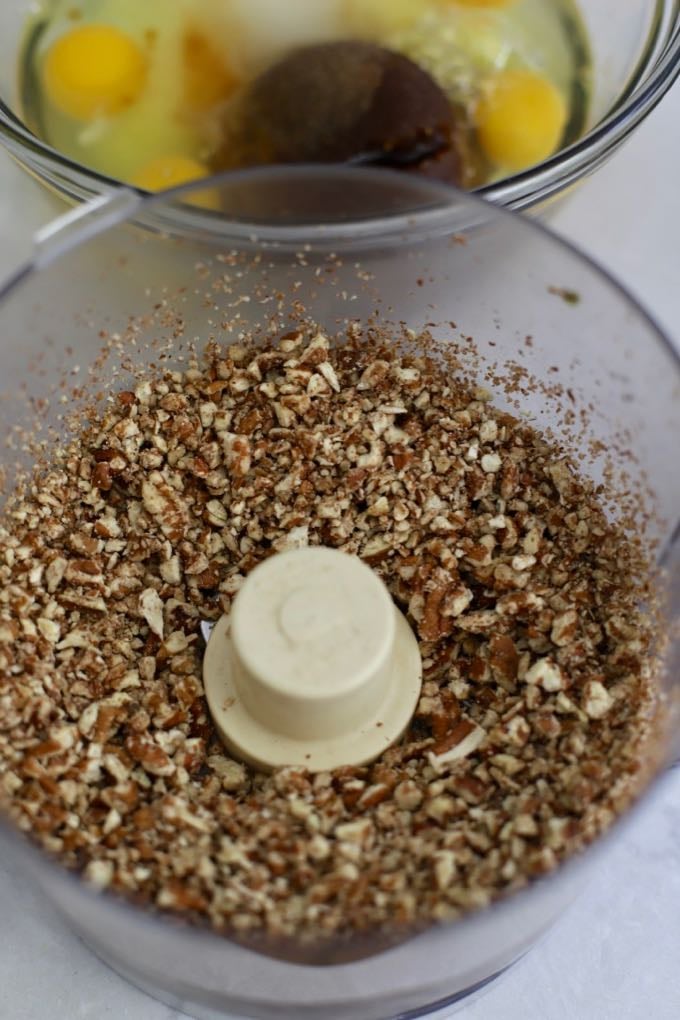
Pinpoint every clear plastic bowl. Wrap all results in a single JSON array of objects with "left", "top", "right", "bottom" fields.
[
  {"left": 0, "top": 0, "right": 678, "bottom": 225},
  {"left": 0, "top": 172, "right": 678, "bottom": 1020}
]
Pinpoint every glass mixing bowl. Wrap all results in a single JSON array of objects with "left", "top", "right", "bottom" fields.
[
  {"left": 0, "top": 172, "right": 678, "bottom": 1020},
  {"left": 0, "top": 0, "right": 677, "bottom": 225}
]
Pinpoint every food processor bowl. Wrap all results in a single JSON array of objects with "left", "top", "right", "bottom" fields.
[
  {"left": 0, "top": 0, "right": 678, "bottom": 224},
  {"left": 0, "top": 172, "right": 678, "bottom": 1020}
]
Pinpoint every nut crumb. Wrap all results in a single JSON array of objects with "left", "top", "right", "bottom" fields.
[{"left": 0, "top": 330, "right": 662, "bottom": 947}]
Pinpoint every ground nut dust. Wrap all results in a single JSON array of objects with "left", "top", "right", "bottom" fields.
[{"left": 0, "top": 323, "right": 667, "bottom": 950}]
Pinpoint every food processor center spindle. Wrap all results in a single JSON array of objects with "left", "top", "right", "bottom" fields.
[{"left": 203, "top": 547, "right": 423, "bottom": 771}]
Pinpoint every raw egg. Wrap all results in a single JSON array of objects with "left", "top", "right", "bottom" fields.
[
  {"left": 131, "top": 155, "right": 220, "bottom": 210},
  {"left": 476, "top": 68, "right": 567, "bottom": 171},
  {"left": 42, "top": 24, "right": 147, "bottom": 121}
]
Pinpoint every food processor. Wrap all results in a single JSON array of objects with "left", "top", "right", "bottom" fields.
[{"left": 0, "top": 170, "right": 678, "bottom": 1020}]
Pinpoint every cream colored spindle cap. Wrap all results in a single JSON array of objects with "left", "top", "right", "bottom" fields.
[{"left": 203, "top": 547, "right": 422, "bottom": 771}]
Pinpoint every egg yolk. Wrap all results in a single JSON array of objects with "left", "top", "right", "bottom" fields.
[
  {"left": 475, "top": 69, "right": 567, "bottom": 171},
  {"left": 183, "top": 30, "right": 241, "bottom": 113},
  {"left": 42, "top": 24, "right": 147, "bottom": 121},
  {"left": 131, "top": 156, "right": 220, "bottom": 210}
]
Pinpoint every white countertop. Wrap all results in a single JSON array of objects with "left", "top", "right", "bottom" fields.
[{"left": 1, "top": 86, "right": 679, "bottom": 1020}]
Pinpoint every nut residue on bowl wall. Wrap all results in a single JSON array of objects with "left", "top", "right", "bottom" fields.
[{"left": 0, "top": 298, "right": 665, "bottom": 947}]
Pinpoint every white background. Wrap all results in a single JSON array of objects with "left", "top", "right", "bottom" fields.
[{"left": 0, "top": 83, "right": 679, "bottom": 1020}]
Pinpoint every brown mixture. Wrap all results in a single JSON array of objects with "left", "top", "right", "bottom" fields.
[{"left": 0, "top": 330, "right": 660, "bottom": 944}]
